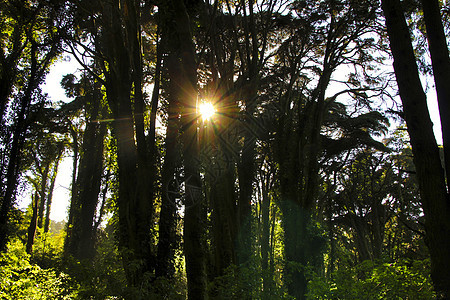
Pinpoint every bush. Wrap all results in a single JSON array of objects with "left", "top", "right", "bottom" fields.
[
  {"left": 307, "top": 259, "right": 436, "bottom": 299},
  {"left": 0, "top": 239, "right": 77, "bottom": 299}
]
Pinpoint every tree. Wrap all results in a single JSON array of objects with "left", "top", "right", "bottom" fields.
[
  {"left": 381, "top": 0, "right": 450, "bottom": 297},
  {"left": 65, "top": 0, "right": 159, "bottom": 286},
  {"left": 0, "top": 0, "right": 67, "bottom": 250},
  {"left": 155, "top": 24, "right": 181, "bottom": 279},
  {"left": 332, "top": 150, "right": 393, "bottom": 262},
  {"left": 19, "top": 99, "right": 69, "bottom": 254},
  {"left": 162, "top": 0, "right": 208, "bottom": 298},
  {"left": 63, "top": 72, "right": 107, "bottom": 260},
  {"left": 269, "top": 1, "right": 386, "bottom": 297},
  {"left": 420, "top": 0, "right": 450, "bottom": 192}
]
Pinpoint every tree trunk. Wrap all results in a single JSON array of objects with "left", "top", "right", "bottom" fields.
[
  {"left": 371, "top": 198, "right": 385, "bottom": 260},
  {"left": 26, "top": 192, "right": 39, "bottom": 254},
  {"left": 64, "top": 77, "right": 106, "bottom": 260},
  {"left": 123, "top": 1, "right": 155, "bottom": 266},
  {"left": 210, "top": 166, "right": 237, "bottom": 278},
  {"left": 351, "top": 216, "right": 371, "bottom": 262},
  {"left": 0, "top": 43, "right": 39, "bottom": 250},
  {"left": 179, "top": 47, "right": 208, "bottom": 299},
  {"left": 38, "top": 162, "right": 50, "bottom": 229},
  {"left": 44, "top": 152, "right": 62, "bottom": 233},
  {"left": 98, "top": 0, "right": 155, "bottom": 285},
  {"left": 420, "top": 0, "right": 450, "bottom": 192},
  {"left": 260, "top": 179, "right": 273, "bottom": 298},
  {"left": 64, "top": 127, "right": 78, "bottom": 256},
  {"left": 381, "top": 0, "right": 450, "bottom": 297},
  {"left": 237, "top": 109, "right": 256, "bottom": 267},
  {"left": 163, "top": 0, "right": 208, "bottom": 297},
  {"left": 276, "top": 69, "right": 332, "bottom": 300},
  {"left": 156, "top": 62, "right": 181, "bottom": 278},
  {"left": 65, "top": 119, "right": 106, "bottom": 259},
  {"left": 281, "top": 199, "right": 310, "bottom": 300}
]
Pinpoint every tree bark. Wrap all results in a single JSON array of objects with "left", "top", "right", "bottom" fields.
[
  {"left": 156, "top": 58, "right": 180, "bottom": 278},
  {"left": 260, "top": 173, "right": 273, "bottom": 298},
  {"left": 26, "top": 192, "right": 39, "bottom": 254},
  {"left": 210, "top": 166, "right": 237, "bottom": 277},
  {"left": 64, "top": 126, "right": 78, "bottom": 256},
  {"left": 44, "top": 149, "right": 62, "bottom": 233},
  {"left": 381, "top": 0, "right": 450, "bottom": 297},
  {"left": 38, "top": 162, "right": 50, "bottom": 229},
  {"left": 420, "top": 0, "right": 450, "bottom": 192},
  {"left": 96, "top": 0, "right": 155, "bottom": 285},
  {"left": 0, "top": 42, "right": 40, "bottom": 250},
  {"left": 65, "top": 101, "right": 106, "bottom": 260},
  {"left": 163, "top": 0, "right": 208, "bottom": 298}
]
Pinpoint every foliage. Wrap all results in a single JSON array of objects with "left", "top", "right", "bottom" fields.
[
  {"left": 307, "top": 259, "right": 436, "bottom": 299},
  {"left": 32, "top": 226, "right": 65, "bottom": 268},
  {"left": 63, "top": 223, "right": 186, "bottom": 299},
  {"left": 64, "top": 228, "right": 127, "bottom": 299},
  {"left": 0, "top": 239, "right": 77, "bottom": 299},
  {"left": 209, "top": 263, "right": 292, "bottom": 300}
]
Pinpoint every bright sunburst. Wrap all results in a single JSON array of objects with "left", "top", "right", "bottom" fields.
[{"left": 199, "top": 102, "right": 215, "bottom": 121}]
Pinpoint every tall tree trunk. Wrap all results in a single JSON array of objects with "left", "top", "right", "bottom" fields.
[
  {"left": 210, "top": 165, "right": 237, "bottom": 278},
  {"left": 327, "top": 203, "right": 335, "bottom": 278},
  {"left": 277, "top": 68, "right": 332, "bottom": 300},
  {"left": 206, "top": 90, "right": 239, "bottom": 282},
  {"left": 371, "top": 198, "right": 385, "bottom": 260},
  {"left": 164, "top": 0, "right": 208, "bottom": 298},
  {"left": 77, "top": 122, "right": 106, "bottom": 259},
  {"left": 124, "top": 1, "right": 155, "bottom": 264},
  {"left": 154, "top": 23, "right": 180, "bottom": 280},
  {"left": 237, "top": 107, "right": 256, "bottom": 267},
  {"left": 0, "top": 43, "right": 39, "bottom": 250},
  {"left": 44, "top": 151, "right": 62, "bottom": 233},
  {"left": 156, "top": 63, "right": 180, "bottom": 278},
  {"left": 65, "top": 116, "right": 106, "bottom": 259},
  {"left": 236, "top": 0, "right": 260, "bottom": 270},
  {"left": 420, "top": 0, "right": 450, "bottom": 192},
  {"left": 352, "top": 216, "right": 371, "bottom": 262},
  {"left": 206, "top": 30, "right": 239, "bottom": 281},
  {"left": 260, "top": 179, "right": 272, "bottom": 299},
  {"left": 381, "top": 0, "right": 450, "bottom": 297},
  {"left": 179, "top": 48, "right": 208, "bottom": 300},
  {"left": 64, "top": 127, "right": 78, "bottom": 256},
  {"left": 26, "top": 192, "right": 39, "bottom": 254},
  {"left": 64, "top": 77, "right": 106, "bottom": 260},
  {"left": 38, "top": 162, "right": 50, "bottom": 229},
  {"left": 98, "top": 0, "right": 155, "bottom": 285}
]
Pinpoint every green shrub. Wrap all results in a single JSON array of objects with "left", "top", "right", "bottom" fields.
[
  {"left": 0, "top": 239, "right": 77, "bottom": 299},
  {"left": 307, "top": 259, "right": 436, "bottom": 299},
  {"left": 208, "top": 263, "right": 292, "bottom": 300}
]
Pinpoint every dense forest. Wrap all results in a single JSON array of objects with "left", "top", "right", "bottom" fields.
[{"left": 1, "top": 0, "right": 449, "bottom": 299}]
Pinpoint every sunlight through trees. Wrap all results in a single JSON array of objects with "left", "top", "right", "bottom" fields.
[{"left": 0, "top": 0, "right": 449, "bottom": 299}]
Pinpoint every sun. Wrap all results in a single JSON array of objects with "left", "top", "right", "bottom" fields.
[{"left": 199, "top": 102, "right": 215, "bottom": 121}]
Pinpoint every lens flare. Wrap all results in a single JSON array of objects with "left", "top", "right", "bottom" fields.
[{"left": 199, "top": 102, "right": 215, "bottom": 121}]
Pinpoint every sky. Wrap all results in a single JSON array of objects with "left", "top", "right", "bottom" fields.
[{"left": 426, "top": 92, "right": 443, "bottom": 144}]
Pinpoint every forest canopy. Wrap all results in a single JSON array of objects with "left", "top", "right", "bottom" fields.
[{"left": 0, "top": 0, "right": 449, "bottom": 299}]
